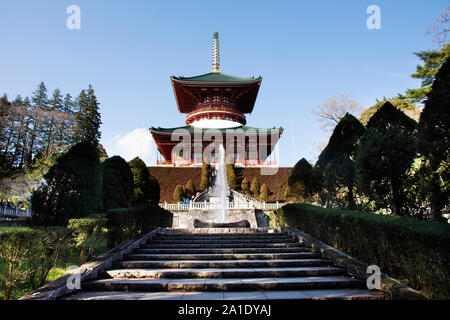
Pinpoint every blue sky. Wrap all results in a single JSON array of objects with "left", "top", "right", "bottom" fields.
[{"left": 0, "top": 0, "right": 446, "bottom": 166}]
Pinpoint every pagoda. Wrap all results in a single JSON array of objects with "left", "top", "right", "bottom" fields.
[{"left": 150, "top": 31, "right": 283, "bottom": 167}]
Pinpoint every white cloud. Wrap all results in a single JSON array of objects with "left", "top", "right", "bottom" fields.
[{"left": 105, "top": 128, "right": 157, "bottom": 166}]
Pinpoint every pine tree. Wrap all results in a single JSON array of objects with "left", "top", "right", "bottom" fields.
[
  {"left": 416, "top": 56, "right": 450, "bottom": 221},
  {"left": 73, "top": 85, "right": 102, "bottom": 146}
]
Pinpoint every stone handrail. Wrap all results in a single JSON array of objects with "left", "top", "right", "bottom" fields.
[{"left": 160, "top": 201, "right": 285, "bottom": 211}]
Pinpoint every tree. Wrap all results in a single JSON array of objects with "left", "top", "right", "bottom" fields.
[
  {"left": 173, "top": 185, "right": 185, "bottom": 203},
  {"left": 286, "top": 158, "right": 313, "bottom": 201},
  {"left": 416, "top": 56, "right": 450, "bottom": 221},
  {"left": 316, "top": 114, "right": 366, "bottom": 208},
  {"left": 259, "top": 183, "right": 269, "bottom": 202},
  {"left": 31, "top": 142, "right": 103, "bottom": 226},
  {"left": 199, "top": 161, "right": 211, "bottom": 191},
  {"left": 128, "top": 157, "right": 160, "bottom": 205},
  {"left": 312, "top": 94, "right": 362, "bottom": 131},
  {"left": 356, "top": 102, "right": 417, "bottom": 216},
  {"left": 184, "top": 179, "right": 196, "bottom": 197},
  {"left": 226, "top": 163, "right": 236, "bottom": 189},
  {"left": 250, "top": 177, "right": 260, "bottom": 197},
  {"left": 359, "top": 96, "right": 420, "bottom": 125},
  {"left": 405, "top": 43, "right": 450, "bottom": 103},
  {"left": 102, "top": 156, "right": 134, "bottom": 210},
  {"left": 241, "top": 178, "right": 250, "bottom": 195},
  {"left": 72, "top": 85, "right": 102, "bottom": 145},
  {"left": 426, "top": 6, "right": 450, "bottom": 47}
]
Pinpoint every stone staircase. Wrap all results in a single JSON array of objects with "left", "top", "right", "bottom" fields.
[{"left": 64, "top": 229, "right": 383, "bottom": 300}]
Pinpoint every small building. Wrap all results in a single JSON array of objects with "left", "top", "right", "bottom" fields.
[{"left": 150, "top": 31, "right": 283, "bottom": 167}]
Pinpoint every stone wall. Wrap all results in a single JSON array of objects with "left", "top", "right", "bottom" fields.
[{"left": 172, "top": 209, "right": 258, "bottom": 228}]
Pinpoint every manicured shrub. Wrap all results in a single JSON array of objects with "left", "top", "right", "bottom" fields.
[
  {"left": 199, "top": 161, "right": 211, "bottom": 191},
  {"left": 274, "top": 203, "right": 450, "bottom": 298},
  {"left": 259, "top": 183, "right": 269, "bottom": 203},
  {"left": 226, "top": 163, "right": 236, "bottom": 189},
  {"left": 250, "top": 177, "right": 260, "bottom": 197},
  {"left": 106, "top": 204, "right": 172, "bottom": 248},
  {"left": 286, "top": 158, "right": 313, "bottom": 201},
  {"left": 241, "top": 178, "right": 250, "bottom": 195},
  {"left": 173, "top": 185, "right": 185, "bottom": 203},
  {"left": 31, "top": 141, "right": 102, "bottom": 226},
  {"left": 102, "top": 156, "right": 134, "bottom": 210},
  {"left": 184, "top": 180, "right": 196, "bottom": 198},
  {"left": 129, "top": 157, "right": 160, "bottom": 205}
]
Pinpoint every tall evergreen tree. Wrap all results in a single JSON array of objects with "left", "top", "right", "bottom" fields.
[
  {"left": 416, "top": 56, "right": 450, "bottom": 221},
  {"left": 316, "top": 114, "right": 365, "bottom": 207},
  {"left": 356, "top": 102, "right": 417, "bottom": 216},
  {"left": 73, "top": 85, "right": 102, "bottom": 145}
]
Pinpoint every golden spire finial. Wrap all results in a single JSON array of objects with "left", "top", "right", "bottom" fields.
[{"left": 212, "top": 30, "right": 220, "bottom": 73}]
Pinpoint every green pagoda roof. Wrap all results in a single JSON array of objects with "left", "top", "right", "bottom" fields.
[
  {"left": 150, "top": 125, "right": 283, "bottom": 134},
  {"left": 171, "top": 72, "right": 262, "bottom": 83}
]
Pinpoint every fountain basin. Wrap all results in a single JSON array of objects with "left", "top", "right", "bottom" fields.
[{"left": 194, "top": 219, "right": 250, "bottom": 228}]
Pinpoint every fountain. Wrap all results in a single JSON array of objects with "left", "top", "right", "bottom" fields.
[
  {"left": 210, "top": 144, "right": 228, "bottom": 223},
  {"left": 194, "top": 144, "right": 250, "bottom": 228}
]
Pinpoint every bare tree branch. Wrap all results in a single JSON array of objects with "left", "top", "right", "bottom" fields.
[{"left": 312, "top": 93, "right": 363, "bottom": 132}]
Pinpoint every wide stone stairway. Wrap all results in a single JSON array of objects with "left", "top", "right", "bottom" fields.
[{"left": 65, "top": 229, "right": 383, "bottom": 300}]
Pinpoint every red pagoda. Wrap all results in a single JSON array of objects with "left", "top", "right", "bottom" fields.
[{"left": 150, "top": 31, "right": 283, "bottom": 167}]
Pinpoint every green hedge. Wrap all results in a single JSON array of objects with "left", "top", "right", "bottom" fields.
[
  {"left": 274, "top": 203, "right": 450, "bottom": 298},
  {"left": 106, "top": 204, "right": 172, "bottom": 248}
]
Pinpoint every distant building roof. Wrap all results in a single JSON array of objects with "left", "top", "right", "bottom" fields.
[{"left": 171, "top": 72, "right": 262, "bottom": 83}]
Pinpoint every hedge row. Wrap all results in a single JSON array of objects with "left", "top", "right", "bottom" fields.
[
  {"left": 106, "top": 204, "right": 172, "bottom": 248},
  {"left": 274, "top": 203, "right": 450, "bottom": 298}
]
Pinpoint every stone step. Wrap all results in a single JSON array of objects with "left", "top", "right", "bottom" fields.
[
  {"left": 142, "top": 242, "right": 304, "bottom": 249},
  {"left": 133, "top": 247, "right": 311, "bottom": 255},
  {"left": 63, "top": 289, "right": 383, "bottom": 300},
  {"left": 114, "top": 258, "right": 331, "bottom": 269},
  {"left": 124, "top": 252, "right": 321, "bottom": 261},
  {"left": 148, "top": 239, "right": 297, "bottom": 244},
  {"left": 152, "top": 234, "right": 292, "bottom": 240},
  {"left": 159, "top": 228, "right": 275, "bottom": 234},
  {"left": 83, "top": 276, "right": 365, "bottom": 292},
  {"left": 106, "top": 266, "right": 346, "bottom": 279}
]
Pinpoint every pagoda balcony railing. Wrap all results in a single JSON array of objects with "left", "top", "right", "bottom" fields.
[
  {"left": 186, "top": 106, "right": 246, "bottom": 125},
  {"left": 187, "top": 106, "right": 243, "bottom": 118},
  {"left": 160, "top": 201, "right": 285, "bottom": 212},
  {"left": 156, "top": 159, "right": 278, "bottom": 167}
]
